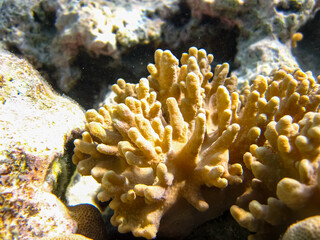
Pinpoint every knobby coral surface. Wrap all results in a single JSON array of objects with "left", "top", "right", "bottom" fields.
[
  {"left": 67, "top": 204, "right": 107, "bottom": 240},
  {"left": 282, "top": 215, "right": 320, "bottom": 240},
  {"left": 230, "top": 67, "right": 320, "bottom": 238},
  {"left": 73, "top": 47, "right": 320, "bottom": 239}
]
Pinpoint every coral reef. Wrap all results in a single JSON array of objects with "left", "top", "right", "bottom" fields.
[
  {"left": 1, "top": 1, "right": 320, "bottom": 239},
  {"left": 0, "top": 0, "right": 179, "bottom": 92},
  {"left": 0, "top": 49, "right": 86, "bottom": 239},
  {"left": 1, "top": 0, "right": 319, "bottom": 109},
  {"left": 187, "top": 0, "right": 316, "bottom": 39},
  {"left": 186, "top": 0, "right": 319, "bottom": 83},
  {"left": 51, "top": 0, "right": 173, "bottom": 91},
  {"left": 235, "top": 36, "right": 299, "bottom": 84},
  {"left": 73, "top": 46, "right": 320, "bottom": 239}
]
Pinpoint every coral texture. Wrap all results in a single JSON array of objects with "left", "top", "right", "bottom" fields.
[
  {"left": 230, "top": 67, "right": 320, "bottom": 238},
  {"left": 73, "top": 47, "right": 250, "bottom": 238},
  {"left": 282, "top": 215, "right": 320, "bottom": 240},
  {"left": 2, "top": 0, "right": 318, "bottom": 97},
  {"left": 188, "top": 0, "right": 316, "bottom": 39},
  {"left": 73, "top": 47, "right": 320, "bottom": 239},
  {"left": 67, "top": 204, "right": 107, "bottom": 240}
]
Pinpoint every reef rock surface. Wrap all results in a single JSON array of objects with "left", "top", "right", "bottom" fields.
[{"left": 0, "top": 49, "right": 85, "bottom": 239}]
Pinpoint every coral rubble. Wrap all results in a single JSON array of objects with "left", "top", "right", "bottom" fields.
[{"left": 73, "top": 46, "right": 320, "bottom": 239}]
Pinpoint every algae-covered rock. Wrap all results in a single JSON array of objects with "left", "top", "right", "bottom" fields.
[
  {"left": 0, "top": 49, "right": 86, "bottom": 239},
  {"left": 0, "top": 0, "right": 179, "bottom": 92}
]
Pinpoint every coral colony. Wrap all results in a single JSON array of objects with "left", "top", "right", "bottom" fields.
[{"left": 73, "top": 47, "right": 320, "bottom": 239}]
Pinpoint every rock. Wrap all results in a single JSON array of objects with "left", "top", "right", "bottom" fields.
[{"left": 0, "top": 49, "right": 85, "bottom": 239}]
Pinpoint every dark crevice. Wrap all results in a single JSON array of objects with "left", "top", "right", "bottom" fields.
[
  {"left": 6, "top": 44, "right": 23, "bottom": 56},
  {"left": 294, "top": 10, "right": 320, "bottom": 77},
  {"left": 275, "top": 0, "right": 302, "bottom": 13},
  {"left": 160, "top": 15, "right": 240, "bottom": 72},
  {"left": 67, "top": 43, "right": 157, "bottom": 110},
  {"left": 32, "top": 2, "right": 57, "bottom": 30},
  {"left": 166, "top": 1, "right": 191, "bottom": 28},
  {"left": 67, "top": 49, "right": 113, "bottom": 110}
]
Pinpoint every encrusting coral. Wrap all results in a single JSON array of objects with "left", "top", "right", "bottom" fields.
[
  {"left": 73, "top": 47, "right": 320, "bottom": 239},
  {"left": 67, "top": 204, "right": 108, "bottom": 240},
  {"left": 40, "top": 204, "right": 107, "bottom": 240},
  {"left": 282, "top": 215, "right": 320, "bottom": 240}
]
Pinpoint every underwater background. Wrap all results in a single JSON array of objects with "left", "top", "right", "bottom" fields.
[{"left": 1, "top": 0, "right": 320, "bottom": 239}]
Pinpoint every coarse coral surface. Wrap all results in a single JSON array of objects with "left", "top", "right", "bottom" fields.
[
  {"left": 67, "top": 204, "right": 108, "bottom": 240},
  {"left": 73, "top": 47, "right": 320, "bottom": 239},
  {"left": 282, "top": 215, "right": 320, "bottom": 240}
]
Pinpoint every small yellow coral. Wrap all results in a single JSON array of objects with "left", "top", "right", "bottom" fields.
[{"left": 291, "top": 32, "right": 303, "bottom": 48}]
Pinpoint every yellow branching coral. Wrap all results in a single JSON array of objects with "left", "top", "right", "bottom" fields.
[
  {"left": 230, "top": 67, "right": 320, "bottom": 239},
  {"left": 73, "top": 47, "right": 320, "bottom": 239},
  {"left": 73, "top": 47, "right": 252, "bottom": 238}
]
